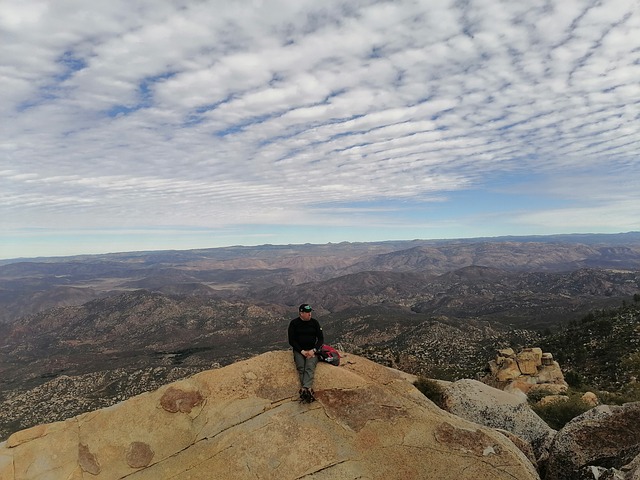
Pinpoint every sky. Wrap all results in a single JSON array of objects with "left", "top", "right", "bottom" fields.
[{"left": 1, "top": 0, "right": 639, "bottom": 260}]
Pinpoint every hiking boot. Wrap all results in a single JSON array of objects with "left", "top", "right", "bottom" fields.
[
  {"left": 299, "top": 388, "right": 310, "bottom": 402},
  {"left": 300, "top": 387, "right": 317, "bottom": 403}
]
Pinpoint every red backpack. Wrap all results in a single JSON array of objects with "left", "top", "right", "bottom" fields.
[{"left": 316, "top": 344, "right": 341, "bottom": 366}]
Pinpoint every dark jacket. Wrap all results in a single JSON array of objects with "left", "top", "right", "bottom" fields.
[{"left": 288, "top": 316, "right": 324, "bottom": 353}]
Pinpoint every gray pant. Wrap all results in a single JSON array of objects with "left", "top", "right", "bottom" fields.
[{"left": 293, "top": 350, "right": 318, "bottom": 388}]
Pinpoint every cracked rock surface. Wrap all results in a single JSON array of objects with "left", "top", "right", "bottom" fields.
[{"left": 0, "top": 351, "right": 539, "bottom": 479}]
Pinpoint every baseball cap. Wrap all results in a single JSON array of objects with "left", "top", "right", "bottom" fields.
[{"left": 299, "top": 304, "right": 313, "bottom": 312}]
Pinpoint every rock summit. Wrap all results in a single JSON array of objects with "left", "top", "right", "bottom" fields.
[{"left": 0, "top": 351, "right": 538, "bottom": 479}]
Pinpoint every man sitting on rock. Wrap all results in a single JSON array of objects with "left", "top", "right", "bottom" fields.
[{"left": 288, "top": 304, "right": 324, "bottom": 403}]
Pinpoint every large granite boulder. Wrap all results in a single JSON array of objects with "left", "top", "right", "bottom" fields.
[
  {"left": 545, "top": 402, "right": 640, "bottom": 480},
  {"left": 441, "top": 378, "right": 556, "bottom": 460},
  {"left": 0, "top": 351, "right": 539, "bottom": 480},
  {"left": 483, "top": 347, "right": 568, "bottom": 395}
]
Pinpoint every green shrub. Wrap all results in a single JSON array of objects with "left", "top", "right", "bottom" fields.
[
  {"left": 598, "top": 385, "right": 640, "bottom": 405},
  {"left": 622, "top": 383, "right": 640, "bottom": 402},
  {"left": 622, "top": 352, "right": 640, "bottom": 378},
  {"left": 564, "top": 370, "right": 584, "bottom": 389},
  {"left": 526, "top": 389, "right": 548, "bottom": 404},
  {"left": 531, "top": 396, "right": 591, "bottom": 430},
  {"left": 414, "top": 377, "right": 445, "bottom": 408},
  {"left": 596, "top": 391, "right": 625, "bottom": 406}
]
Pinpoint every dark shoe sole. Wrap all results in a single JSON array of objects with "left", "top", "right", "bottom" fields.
[{"left": 299, "top": 388, "right": 316, "bottom": 403}]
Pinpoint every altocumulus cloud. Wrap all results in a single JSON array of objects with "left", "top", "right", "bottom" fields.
[{"left": 1, "top": 0, "right": 639, "bottom": 257}]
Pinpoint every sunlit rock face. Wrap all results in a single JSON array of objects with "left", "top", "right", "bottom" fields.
[{"left": 0, "top": 351, "right": 539, "bottom": 480}]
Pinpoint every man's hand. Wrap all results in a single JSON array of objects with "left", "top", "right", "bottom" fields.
[{"left": 302, "top": 349, "right": 315, "bottom": 358}]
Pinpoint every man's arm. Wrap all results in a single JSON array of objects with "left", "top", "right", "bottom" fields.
[
  {"left": 288, "top": 320, "right": 303, "bottom": 352},
  {"left": 314, "top": 320, "right": 324, "bottom": 351}
]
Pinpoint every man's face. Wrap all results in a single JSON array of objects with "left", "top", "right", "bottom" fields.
[{"left": 299, "top": 310, "right": 312, "bottom": 320}]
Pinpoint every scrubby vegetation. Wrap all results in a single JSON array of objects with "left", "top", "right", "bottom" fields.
[
  {"left": 529, "top": 393, "right": 592, "bottom": 430},
  {"left": 528, "top": 299, "right": 640, "bottom": 429},
  {"left": 539, "top": 299, "right": 640, "bottom": 393},
  {"left": 525, "top": 298, "right": 640, "bottom": 430}
]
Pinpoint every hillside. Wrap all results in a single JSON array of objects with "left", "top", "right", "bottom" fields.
[
  {"left": 2, "top": 233, "right": 640, "bottom": 324},
  {"left": 5, "top": 290, "right": 640, "bottom": 441},
  {"left": 539, "top": 299, "right": 640, "bottom": 393},
  {"left": 254, "top": 266, "right": 639, "bottom": 329}
]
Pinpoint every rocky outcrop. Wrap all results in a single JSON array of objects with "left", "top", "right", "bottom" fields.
[
  {"left": 0, "top": 351, "right": 539, "bottom": 480},
  {"left": 0, "top": 366, "right": 208, "bottom": 441},
  {"left": 544, "top": 402, "right": 640, "bottom": 480},
  {"left": 441, "top": 378, "right": 555, "bottom": 462},
  {"left": 439, "top": 379, "right": 640, "bottom": 479},
  {"left": 482, "top": 347, "right": 568, "bottom": 395}
]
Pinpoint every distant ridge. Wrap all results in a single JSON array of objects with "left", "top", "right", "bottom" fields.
[{"left": 1, "top": 231, "right": 639, "bottom": 265}]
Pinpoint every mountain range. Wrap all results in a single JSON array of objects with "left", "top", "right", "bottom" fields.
[{"left": 1, "top": 232, "right": 640, "bottom": 441}]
